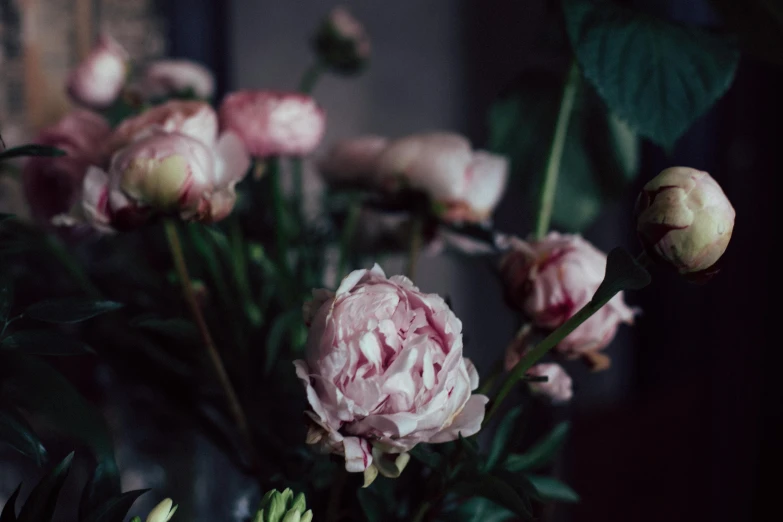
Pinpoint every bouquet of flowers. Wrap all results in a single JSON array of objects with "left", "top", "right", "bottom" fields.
[{"left": 1, "top": 1, "right": 746, "bottom": 520}]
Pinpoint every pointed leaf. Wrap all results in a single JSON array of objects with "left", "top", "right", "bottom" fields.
[
  {"left": 457, "top": 474, "right": 533, "bottom": 520},
  {"left": 0, "top": 408, "right": 48, "bottom": 465},
  {"left": 0, "top": 484, "right": 22, "bottom": 522},
  {"left": 17, "top": 452, "right": 74, "bottom": 522},
  {"left": 0, "top": 145, "right": 65, "bottom": 161},
  {"left": 525, "top": 474, "right": 580, "bottom": 503},
  {"left": 485, "top": 406, "right": 522, "bottom": 471},
  {"left": 450, "top": 498, "right": 515, "bottom": 522},
  {"left": 81, "top": 489, "right": 149, "bottom": 522},
  {"left": 504, "top": 421, "right": 570, "bottom": 472},
  {"left": 592, "top": 248, "right": 651, "bottom": 304},
  {"left": 25, "top": 299, "right": 123, "bottom": 324},
  {"left": 79, "top": 459, "right": 122, "bottom": 520},
  {"left": 0, "top": 330, "right": 96, "bottom": 356},
  {"left": 563, "top": 0, "right": 739, "bottom": 149}
]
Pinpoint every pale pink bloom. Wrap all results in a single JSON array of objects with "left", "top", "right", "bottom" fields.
[
  {"left": 636, "top": 167, "right": 735, "bottom": 281},
  {"left": 66, "top": 33, "right": 128, "bottom": 109},
  {"left": 327, "top": 6, "right": 371, "bottom": 59},
  {"left": 527, "top": 363, "right": 573, "bottom": 403},
  {"left": 219, "top": 91, "right": 326, "bottom": 157},
  {"left": 319, "top": 136, "right": 388, "bottom": 186},
  {"left": 376, "top": 132, "right": 508, "bottom": 223},
  {"left": 84, "top": 130, "right": 249, "bottom": 229},
  {"left": 108, "top": 100, "right": 218, "bottom": 155},
  {"left": 295, "top": 265, "right": 488, "bottom": 476},
  {"left": 499, "top": 233, "right": 635, "bottom": 357},
  {"left": 22, "top": 110, "right": 111, "bottom": 223},
  {"left": 138, "top": 60, "right": 215, "bottom": 100}
]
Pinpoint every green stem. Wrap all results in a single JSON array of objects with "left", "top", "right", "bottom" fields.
[
  {"left": 533, "top": 61, "right": 580, "bottom": 240},
  {"left": 164, "top": 220, "right": 261, "bottom": 472},
  {"left": 337, "top": 197, "right": 361, "bottom": 281},
  {"left": 299, "top": 60, "right": 324, "bottom": 94},
  {"left": 484, "top": 288, "right": 618, "bottom": 425},
  {"left": 406, "top": 214, "right": 424, "bottom": 282},
  {"left": 269, "top": 159, "right": 290, "bottom": 273},
  {"left": 411, "top": 501, "right": 432, "bottom": 522},
  {"left": 291, "top": 157, "right": 304, "bottom": 225}
]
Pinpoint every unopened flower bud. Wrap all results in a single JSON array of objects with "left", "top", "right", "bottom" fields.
[
  {"left": 146, "top": 498, "right": 177, "bottom": 522},
  {"left": 256, "top": 488, "right": 313, "bottom": 522},
  {"left": 636, "top": 167, "right": 735, "bottom": 281},
  {"left": 313, "top": 6, "right": 370, "bottom": 75}
]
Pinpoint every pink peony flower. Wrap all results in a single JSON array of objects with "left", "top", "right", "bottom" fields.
[
  {"left": 319, "top": 136, "right": 388, "bottom": 186},
  {"left": 527, "top": 364, "right": 573, "bottom": 403},
  {"left": 22, "top": 110, "right": 111, "bottom": 223},
  {"left": 83, "top": 129, "right": 250, "bottom": 230},
  {"left": 137, "top": 60, "right": 216, "bottom": 100},
  {"left": 636, "top": 167, "right": 735, "bottom": 282},
  {"left": 313, "top": 6, "right": 371, "bottom": 74},
  {"left": 66, "top": 33, "right": 128, "bottom": 109},
  {"left": 500, "top": 233, "right": 635, "bottom": 358},
  {"left": 107, "top": 100, "right": 218, "bottom": 155},
  {"left": 218, "top": 90, "right": 326, "bottom": 157},
  {"left": 295, "top": 265, "right": 488, "bottom": 478},
  {"left": 375, "top": 132, "right": 508, "bottom": 223}
]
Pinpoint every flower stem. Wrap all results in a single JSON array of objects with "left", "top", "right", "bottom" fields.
[
  {"left": 299, "top": 60, "right": 324, "bottom": 94},
  {"left": 533, "top": 61, "right": 580, "bottom": 240},
  {"left": 406, "top": 214, "right": 424, "bottom": 282},
  {"left": 411, "top": 501, "right": 432, "bottom": 522},
  {"left": 337, "top": 197, "right": 361, "bottom": 281},
  {"left": 269, "top": 159, "right": 290, "bottom": 273},
  {"left": 163, "top": 220, "right": 260, "bottom": 471},
  {"left": 483, "top": 288, "right": 618, "bottom": 425}
]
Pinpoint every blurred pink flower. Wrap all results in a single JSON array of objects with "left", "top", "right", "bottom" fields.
[
  {"left": 295, "top": 265, "right": 487, "bottom": 477},
  {"left": 500, "top": 233, "right": 635, "bottom": 358},
  {"left": 137, "top": 60, "right": 216, "bottom": 100},
  {"left": 636, "top": 166, "right": 735, "bottom": 282},
  {"left": 218, "top": 90, "right": 326, "bottom": 157},
  {"left": 527, "top": 363, "right": 573, "bottom": 403},
  {"left": 22, "top": 110, "right": 110, "bottom": 223},
  {"left": 66, "top": 33, "right": 128, "bottom": 109},
  {"left": 319, "top": 136, "right": 388, "bottom": 186}
]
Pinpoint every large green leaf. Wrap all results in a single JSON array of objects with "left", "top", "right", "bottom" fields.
[
  {"left": 488, "top": 68, "right": 638, "bottom": 232},
  {"left": 81, "top": 489, "right": 149, "bottom": 522},
  {"left": 0, "top": 407, "right": 47, "bottom": 465},
  {"left": 456, "top": 475, "right": 533, "bottom": 520},
  {"left": 16, "top": 452, "right": 74, "bottom": 522},
  {"left": 485, "top": 406, "right": 522, "bottom": 471},
  {"left": 0, "top": 330, "right": 96, "bottom": 356},
  {"left": 0, "top": 352, "right": 115, "bottom": 462},
  {"left": 562, "top": 0, "right": 739, "bottom": 149},
  {"left": 524, "top": 474, "right": 580, "bottom": 503},
  {"left": 0, "top": 145, "right": 65, "bottom": 162},
  {"left": 25, "top": 299, "right": 123, "bottom": 324},
  {"left": 504, "top": 422, "right": 570, "bottom": 472},
  {"left": 79, "top": 460, "right": 122, "bottom": 520},
  {"left": 0, "top": 484, "right": 21, "bottom": 522}
]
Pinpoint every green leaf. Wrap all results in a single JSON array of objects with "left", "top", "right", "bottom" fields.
[
  {"left": 504, "top": 421, "right": 570, "bottom": 472},
  {"left": 0, "top": 330, "right": 96, "bottom": 356},
  {"left": 17, "top": 452, "right": 74, "bottom": 522},
  {"left": 488, "top": 69, "right": 639, "bottom": 232},
  {"left": 450, "top": 498, "right": 515, "bottom": 522},
  {"left": 25, "top": 299, "right": 123, "bottom": 324},
  {"left": 0, "top": 408, "right": 47, "bottom": 465},
  {"left": 0, "top": 484, "right": 22, "bottom": 522},
  {"left": 485, "top": 406, "right": 522, "bottom": 471},
  {"left": 265, "top": 309, "right": 303, "bottom": 375},
  {"left": 357, "top": 487, "right": 385, "bottom": 522},
  {"left": 0, "top": 352, "right": 115, "bottom": 461},
  {"left": 562, "top": 0, "right": 739, "bottom": 149},
  {"left": 457, "top": 475, "right": 533, "bottom": 520},
  {"left": 525, "top": 474, "right": 580, "bottom": 503},
  {"left": 79, "top": 459, "right": 122, "bottom": 520},
  {"left": 409, "top": 444, "right": 444, "bottom": 470},
  {"left": 592, "top": 247, "right": 651, "bottom": 304},
  {"left": 0, "top": 145, "right": 65, "bottom": 162},
  {"left": 81, "top": 489, "right": 149, "bottom": 522}
]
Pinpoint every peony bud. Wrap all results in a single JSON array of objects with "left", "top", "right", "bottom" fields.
[
  {"left": 527, "top": 363, "right": 573, "bottom": 403},
  {"left": 318, "top": 135, "right": 388, "bottom": 186},
  {"left": 636, "top": 167, "right": 735, "bottom": 281},
  {"left": 295, "top": 265, "right": 488, "bottom": 476},
  {"left": 256, "top": 489, "right": 313, "bottom": 522},
  {"left": 500, "top": 233, "right": 635, "bottom": 361},
  {"left": 67, "top": 33, "right": 128, "bottom": 109},
  {"left": 22, "top": 110, "right": 110, "bottom": 224},
  {"left": 146, "top": 498, "right": 177, "bottom": 522},
  {"left": 218, "top": 90, "right": 326, "bottom": 157},
  {"left": 137, "top": 59, "right": 216, "bottom": 100},
  {"left": 313, "top": 6, "right": 371, "bottom": 75}
]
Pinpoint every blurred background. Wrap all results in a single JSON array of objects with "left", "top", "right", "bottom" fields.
[{"left": 1, "top": 0, "right": 778, "bottom": 521}]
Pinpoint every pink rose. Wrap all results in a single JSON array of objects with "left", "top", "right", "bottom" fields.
[
  {"left": 84, "top": 129, "right": 249, "bottom": 230},
  {"left": 499, "top": 233, "right": 635, "bottom": 358},
  {"left": 22, "top": 110, "right": 110, "bottom": 223},
  {"left": 137, "top": 60, "right": 216, "bottom": 100},
  {"left": 108, "top": 100, "right": 218, "bottom": 155},
  {"left": 295, "top": 265, "right": 488, "bottom": 478},
  {"left": 376, "top": 133, "right": 508, "bottom": 223},
  {"left": 66, "top": 33, "right": 128, "bottom": 109},
  {"left": 218, "top": 91, "right": 326, "bottom": 157},
  {"left": 319, "top": 136, "right": 388, "bottom": 186},
  {"left": 527, "top": 364, "right": 573, "bottom": 403},
  {"left": 636, "top": 167, "right": 735, "bottom": 282}
]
